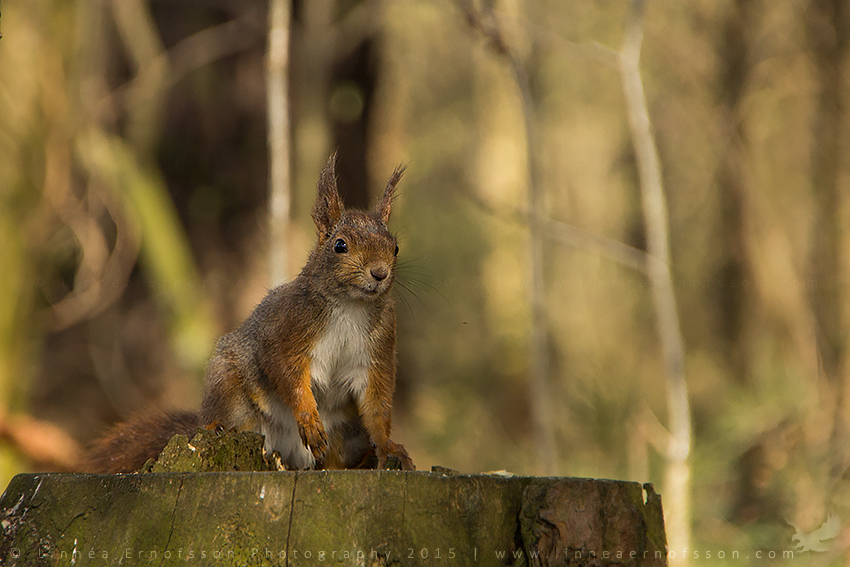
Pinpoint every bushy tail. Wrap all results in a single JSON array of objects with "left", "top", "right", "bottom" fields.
[{"left": 85, "top": 411, "right": 200, "bottom": 473}]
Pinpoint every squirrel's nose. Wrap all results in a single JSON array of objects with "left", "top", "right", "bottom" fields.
[{"left": 370, "top": 265, "right": 389, "bottom": 282}]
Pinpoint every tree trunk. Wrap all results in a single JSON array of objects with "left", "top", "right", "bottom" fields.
[
  {"left": 714, "top": 0, "right": 758, "bottom": 385},
  {"left": 807, "top": 0, "right": 849, "bottom": 478},
  {"left": 1, "top": 471, "right": 667, "bottom": 566}
]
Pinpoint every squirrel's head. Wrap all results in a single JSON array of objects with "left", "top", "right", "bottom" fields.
[{"left": 310, "top": 153, "right": 404, "bottom": 302}]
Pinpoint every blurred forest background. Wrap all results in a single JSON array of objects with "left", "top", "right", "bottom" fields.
[{"left": 2, "top": 0, "right": 850, "bottom": 564}]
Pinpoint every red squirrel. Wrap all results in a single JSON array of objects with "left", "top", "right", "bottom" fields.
[{"left": 87, "top": 155, "right": 414, "bottom": 472}]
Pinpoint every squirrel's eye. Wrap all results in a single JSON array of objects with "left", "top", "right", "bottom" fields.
[
  {"left": 394, "top": 244, "right": 399, "bottom": 256},
  {"left": 334, "top": 239, "right": 348, "bottom": 253}
]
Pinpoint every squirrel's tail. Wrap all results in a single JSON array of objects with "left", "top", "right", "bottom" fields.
[{"left": 84, "top": 411, "right": 200, "bottom": 473}]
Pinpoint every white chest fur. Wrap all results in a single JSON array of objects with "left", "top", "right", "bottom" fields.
[
  {"left": 259, "top": 302, "right": 373, "bottom": 469},
  {"left": 309, "top": 302, "right": 372, "bottom": 409}
]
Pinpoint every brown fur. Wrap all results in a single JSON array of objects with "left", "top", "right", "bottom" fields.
[
  {"left": 84, "top": 155, "right": 413, "bottom": 473},
  {"left": 86, "top": 411, "right": 198, "bottom": 473}
]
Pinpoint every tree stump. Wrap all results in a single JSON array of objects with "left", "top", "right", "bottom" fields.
[{"left": 1, "top": 468, "right": 666, "bottom": 566}]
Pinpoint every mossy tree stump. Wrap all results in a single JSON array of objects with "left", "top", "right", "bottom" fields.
[{"left": 1, "top": 469, "right": 666, "bottom": 566}]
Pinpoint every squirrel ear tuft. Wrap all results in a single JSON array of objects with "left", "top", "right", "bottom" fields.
[
  {"left": 312, "top": 153, "right": 344, "bottom": 236},
  {"left": 376, "top": 164, "right": 406, "bottom": 225}
]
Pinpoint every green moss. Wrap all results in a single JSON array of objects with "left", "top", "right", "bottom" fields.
[
  {"left": 1, "top": 472, "right": 667, "bottom": 566},
  {"left": 145, "top": 429, "right": 278, "bottom": 473}
]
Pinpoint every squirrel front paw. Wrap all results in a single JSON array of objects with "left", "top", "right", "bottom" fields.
[
  {"left": 377, "top": 439, "right": 415, "bottom": 471},
  {"left": 297, "top": 418, "right": 328, "bottom": 461}
]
